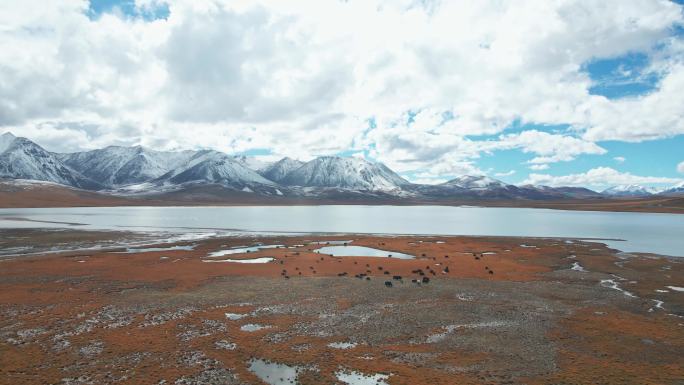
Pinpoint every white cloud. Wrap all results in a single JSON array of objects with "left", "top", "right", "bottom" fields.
[
  {"left": 0, "top": 0, "right": 682, "bottom": 178},
  {"left": 678, "top": 161, "right": 684, "bottom": 174},
  {"left": 487, "top": 130, "right": 606, "bottom": 164},
  {"left": 494, "top": 170, "right": 516, "bottom": 177},
  {"left": 529, "top": 164, "right": 549, "bottom": 171},
  {"left": 613, "top": 156, "right": 626, "bottom": 163},
  {"left": 523, "top": 167, "right": 682, "bottom": 189}
]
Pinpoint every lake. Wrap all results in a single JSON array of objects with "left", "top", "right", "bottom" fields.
[{"left": 0, "top": 205, "right": 682, "bottom": 257}]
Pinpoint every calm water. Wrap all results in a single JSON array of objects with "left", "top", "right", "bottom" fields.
[
  {"left": 0, "top": 206, "right": 683, "bottom": 257},
  {"left": 315, "top": 245, "right": 416, "bottom": 259}
]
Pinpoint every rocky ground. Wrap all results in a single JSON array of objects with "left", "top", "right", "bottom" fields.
[{"left": 0, "top": 230, "right": 682, "bottom": 384}]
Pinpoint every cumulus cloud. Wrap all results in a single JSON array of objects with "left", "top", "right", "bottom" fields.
[
  {"left": 613, "top": 156, "right": 626, "bottom": 163},
  {"left": 523, "top": 167, "right": 682, "bottom": 188},
  {"left": 678, "top": 161, "right": 684, "bottom": 174},
  {"left": 487, "top": 130, "right": 606, "bottom": 164},
  {"left": 0, "top": 0, "right": 683, "bottom": 179}
]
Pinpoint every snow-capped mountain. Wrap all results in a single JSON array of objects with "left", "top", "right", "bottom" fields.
[
  {"left": 601, "top": 184, "right": 657, "bottom": 197},
  {"left": 280, "top": 156, "right": 410, "bottom": 191},
  {"left": 260, "top": 157, "right": 304, "bottom": 182},
  {"left": 6, "top": 131, "right": 676, "bottom": 203},
  {"left": 413, "top": 175, "right": 538, "bottom": 199},
  {"left": 660, "top": 181, "right": 684, "bottom": 196},
  {"left": 59, "top": 146, "right": 195, "bottom": 188},
  {"left": 231, "top": 155, "right": 275, "bottom": 173},
  {"left": 0, "top": 132, "right": 100, "bottom": 189},
  {"left": 153, "top": 150, "right": 278, "bottom": 193},
  {"left": 524, "top": 185, "right": 603, "bottom": 199},
  {"left": 440, "top": 175, "right": 508, "bottom": 190}
]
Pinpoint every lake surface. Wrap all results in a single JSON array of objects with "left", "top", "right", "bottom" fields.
[{"left": 0, "top": 206, "right": 683, "bottom": 257}]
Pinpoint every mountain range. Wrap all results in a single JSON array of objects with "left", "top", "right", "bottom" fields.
[{"left": 1, "top": 132, "right": 682, "bottom": 201}]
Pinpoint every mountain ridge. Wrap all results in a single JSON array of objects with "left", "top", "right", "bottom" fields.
[{"left": 2, "top": 132, "right": 682, "bottom": 200}]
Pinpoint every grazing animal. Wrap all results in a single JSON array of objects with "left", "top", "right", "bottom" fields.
[
  {"left": 422, "top": 277, "right": 430, "bottom": 283},
  {"left": 384, "top": 281, "right": 393, "bottom": 287},
  {"left": 393, "top": 275, "right": 402, "bottom": 280},
  {"left": 444, "top": 266, "right": 450, "bottom": 273},
  {"left": 489, "top": 270, "right": 494, "bottom": 275},
  {"left": 366, "top": 277, "right": 371, "bottom": 281},
  {"left": 384, "top": 271, "right": 390, "bottom": 275}
]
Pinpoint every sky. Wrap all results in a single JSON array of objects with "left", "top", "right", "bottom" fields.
[{"left": 1, "top": 0, "right": 683, "bottom": 190}]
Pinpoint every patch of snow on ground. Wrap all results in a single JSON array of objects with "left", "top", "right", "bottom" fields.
[
  {"left": 571, "top": 262, "right": 586, "bottom": 272},
  {"left": 225, "top": 313, "right": 248, "bottom": 320},
  {"left": 666, "top": 286, "right": 684, "bottom": 292},
  {"left": 600, "top": 279, "right": 637, "bottom": 298},
  {"left": 240, "top": 324, "right": 272, "bottom": 332},
  {"left": 328, "top": 342, "right": 358, "bottom": 349},
  {"left": 649, "top": 300, "right": 665, "bottom": 312}
]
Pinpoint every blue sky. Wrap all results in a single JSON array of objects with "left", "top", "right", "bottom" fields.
[{"left": 2, "top": 0, "right": 684, "bottom": 190}]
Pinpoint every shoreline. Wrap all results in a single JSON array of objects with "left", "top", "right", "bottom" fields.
[{"left": 2, "top": 181, "right": 683, "bottom": 214}]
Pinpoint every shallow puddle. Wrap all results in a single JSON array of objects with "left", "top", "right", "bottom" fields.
[
  {"left": 203, "top": 257, "right": 275, "bottom": 264},
  {"left": 314, "top": 245, "right": 415, "bottom": 259},
  {"left": 208, "top": 244, "right": 283, "bottom": 257},
  {"left": 335, "top": 370, "right": 389, "bottom": 385},
  {"left": 248, "top": 358, "right": 302, "bottom": 385}
]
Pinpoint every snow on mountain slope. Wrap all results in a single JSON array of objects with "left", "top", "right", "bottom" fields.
[
  {"left": 602, "top": 184, "right": 657, "bottom": 197},
  {"left": 155, "top": 150, "right": 277, "bottom": 191},
  {"left": 524, "top": 185, "right": 603, "bottom": 199},
  {"left": 231, "top": 155, "right": 275, "bottom": 172},
  {"left": 0, "top": 132, "right": 101, "bottom": 190},
  {"left": 280, "top": 156, "right": 410, "bottom": 191},
  {"left": 660, "top": 181, "right": 684, "bottom": 196},
  {"left": 441, "top": 175, "right": 508, "bottom": 190},
  {"left": 59, "top": 146, "right": 196, "bottom": 187},
  {"left": 260, "top": 157, "right": 304, "bottom": 182},
  {"left": 0, "top": 132, "right": 15, "bottom": 153}
]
